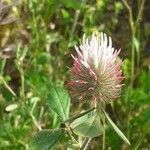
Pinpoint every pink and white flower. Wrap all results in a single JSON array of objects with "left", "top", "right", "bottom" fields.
[{"left": 68, "top": 32, "right": 124, "bottom": 105}]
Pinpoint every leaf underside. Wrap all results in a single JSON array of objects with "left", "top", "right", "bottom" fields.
[{"left": 70, "top": 111, "right": 103, "bottom": 138}]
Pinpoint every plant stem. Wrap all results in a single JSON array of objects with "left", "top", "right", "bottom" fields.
[
  {"left": 135, "top": 0, "right": 145, "bottom": 28},
  {"left": 122, "top": 0, "right": 135, "bottom": 84},
  {"left": 20, "top": 69, "right": 25, "bottom": 100},
  {"left": 122, "top": 0, "right": 134, "bottom": 32},
  {"left": 65, "top": 123, "right": 79, "bottom": 144},
  {"left": 29, "top": 112, "right": 42, "bottom": 131},
  {"left": 80, "top": 138, "right": 91, "bottom": 150},
  {"left": 122, "top": 0, "right": 145, "bottom": 141},
  {"left": 102, "top": 105, "right": 106, "bottom": 150},
  {"left": 0, "top": 76, "right": 17, "bottom": 97},
  {"left": 63, "top": 107, "right": 96, "bottom": 124},
  {"left": 131, "top": 34, "right": 135, "bottom": 86},
  {"left": 122, "top": 0, "right": 145, "bottom": 85},
  {"left": 69, "top": 9, "right": 80, "bottom": 45}
]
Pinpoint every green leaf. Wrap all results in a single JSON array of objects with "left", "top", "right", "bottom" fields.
[
  {"left": 30, "top": 129, "right": 64, "bottom": 150},
  {"left": 133, "top": 36, "right": 140, "bottom": 65},
  {"left": 62, "top": 0, "right": 82, "bottom": 9},
  {"left": 47, "top": 87, "right": 70, "bottom": 121},
  {"left": 16, "top": 44, "right": 28, "bottom": 62},
  {"left": 70, "top": 111, "right": 102, "bottom": 138},
  {"left": 61, "top": 9, "right": 70, "bottom": 19},
  {"left": 103, "top": 110, "right": 130, "bottom": 145}
]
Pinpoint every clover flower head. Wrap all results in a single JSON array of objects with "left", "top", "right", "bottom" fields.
[{"left": 68, "top": 32, "right": 124, "bottom": 105}]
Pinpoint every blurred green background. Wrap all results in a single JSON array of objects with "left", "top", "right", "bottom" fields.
[{"left": 0, "top": 0, "right": 149, "bottom": 149}]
